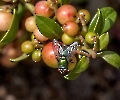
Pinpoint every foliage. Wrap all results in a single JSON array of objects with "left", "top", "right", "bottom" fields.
[{"left": 0, "top": 0, "right": 120, "bottom": 80}]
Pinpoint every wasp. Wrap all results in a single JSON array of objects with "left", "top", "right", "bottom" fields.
[{"left": 52, "top": 39, "right": 79, "bottom": 74}]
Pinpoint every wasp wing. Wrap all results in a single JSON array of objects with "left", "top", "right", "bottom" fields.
[
  {"left": 65, "top": 42, "right": 79, "bottom": 61},
  {"left": 52, "top": 39, "right": 63, "bottom": 60}
]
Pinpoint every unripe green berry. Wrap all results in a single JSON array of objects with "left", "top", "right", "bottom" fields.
[
  {"left": 21, "top": 41, "right": 34, "bottom": 54},
  {"left": 78, "top": 9, "right": 90, "bottom": 24},
  {"left": 85, "top": 32, "right": 97, "bottom": 44},
  {"left": 32, "top": 49, "right": 42, "bottom": 62},
  {"left": 61, "top": 33, "right": 75, "bottom": 45}
]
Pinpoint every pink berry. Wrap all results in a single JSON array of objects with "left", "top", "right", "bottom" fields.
[
  {"left": 35, "top": 1, "right": 54, "bottom": 17},
  {"left": 62, "top": 21, "right": 79, "bottom": 36},
  {"left": 56, "top": 4, "right": 77, "bottom": 25}
]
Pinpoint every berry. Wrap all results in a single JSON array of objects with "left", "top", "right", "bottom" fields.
[
  {"left": 32, "top": 49, "right": 42, "bottom": 62},
  {"left": 0, "top": 11, "right": 13, "bottom": 32},
  {"left": 62, "top": 21, "right": 79, "bottom": 36},
  {"left": 42, "top": 42, "right": 58, "bottom": 68},
  {"left": 56, "top": 4, "right": 77, "bottom": 24},
  {"left": 85, "top": 32, "right": 97, "bottom": 44},
  {"left": 21, "top": 41, "right": 34, "bottom": 54},
  {"left": 25, "top": 16, "right": 37, "bottom": 32},
  {"left": 35, "top": 1, "right": 54, "bottom": 17},
  {"left": 78, "top": 9, "right": 91, "bottom": 24},
  {"left": 62, "top": 33, "right": 75, "bottom": 45}
]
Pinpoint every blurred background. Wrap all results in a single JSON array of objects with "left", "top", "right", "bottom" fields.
[{"left": 0, "top": 0, "right": 120, "bottom": 100}]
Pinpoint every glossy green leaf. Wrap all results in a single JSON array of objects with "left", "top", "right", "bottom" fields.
[
  {"left": 0, "top": 9, "right": 19, "bottom": 46},
  {"left": 59, "top": 0, "right": 71, "bottom": 5},
  {"left": 74, "top": 56, "right": 89, "bottom": 73},
  {"left": 101, "top": 7, "right": 117, "bottom": 33},
  {"left": 99, "top": 32, "right": 109, "bottom": 51},
  {"left": 10, "top": 53, "right": 30, "bottom": 62},
  {"left": 100, "top": 51, "right": 120, "bottom": 69},
  {"left": 88, "top": 9, "right": 104, "bottom": 35},
  {"left": 64, "top": 56, "right": 90, "bottom": 80},
  {"left": 35, "top": 15, "right": 63, "bottom": 39},
  {"left": 64, "top": 72, "right": 80, "bottom": 80},
  {"left": 17, "top": 3, "right": 26, "bottom": 20}
]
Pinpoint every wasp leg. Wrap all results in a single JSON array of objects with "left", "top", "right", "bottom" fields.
[{"left": 76, "top": 50, "right": 90, "bottom": 58}]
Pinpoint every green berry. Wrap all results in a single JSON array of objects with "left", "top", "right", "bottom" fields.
[
  {"left": 78, "top": 9, "right": 91, "bottom": 24},
  {"left": 21, "top": 41, "right": 34, "bottom": 54},
  {"left": 32, "top": 49, "right": 42, "bottom": 62},
  {"left": 62, "top": 33, "right": 75, "bottom": 45},
  {"left": 85, "top": 32, "right": 97, "bottom": 44}
]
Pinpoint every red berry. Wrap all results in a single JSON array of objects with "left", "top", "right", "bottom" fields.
[
  {"left": 62, "top": 21, "right": 79, "bottom": 36},
  {"left": 42, "top": 42, "right": 58, "bottom": 68},
  {"left": 35, "top": 1, "right": 54, "bottom": 17},
  {"left": 56, "top": 4, "right": 77, "bottom": 25}
]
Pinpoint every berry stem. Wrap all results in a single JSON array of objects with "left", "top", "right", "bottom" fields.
[
  {"left": 79, "top": 15, "right": 87, "bottom": 33},
  {"left": 19, "top": 0, "right": 35, "bottom": 15},
  {"left": 0, "top": 5, "right": 13, "bottom": 12},
  {"left": 77, "top": 35, "right": 97, "bottom": 59},
  {"left": 48, "top": 0, "right": 58, "bottom": 20},
  {"left": 77, "top": 46, "right": 97, "bottom": 59}
]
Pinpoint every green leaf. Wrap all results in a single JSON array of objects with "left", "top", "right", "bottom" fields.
[
  {"left": 35, "top": 15, "right": 63, "bottom": 39},
  {"left": 64, "top": 56, "right": 89, "bottom": 80},
  {"left": 99, "top": 32, "right": 109, "bottom": 51},
  {"left": 59, "top": 0, "right": 71, "bottom": 5},
  {"left": 74, "top": 56, "right": 89, "bottom": 73},
  {"left": 64, "top": 72, "right": 80, "bottom": 80},
  {"left": 17, "top": 3, "right": 26, "bottom": 20},
  {"left": 10, "top": 53, "right": 30, "bottom": 62},
  {"left": 101, "top": 7, "right": 117, "bottom": 33},
  {"left": 100, "top": 51, "right": 120, "bottom": 68},
  {"left": 88, "top": 9, "right": 104, "bottom": 35},
  {"left": 0, "top": 9, "right": 19, "bottom": 46}
]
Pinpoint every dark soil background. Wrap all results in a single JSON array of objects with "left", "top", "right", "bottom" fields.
[{"left": 0, "top": 0, "right": 120, "bottom": 100}]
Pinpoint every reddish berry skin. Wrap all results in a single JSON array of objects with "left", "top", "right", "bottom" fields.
[
  {"left": 62, "top": 21, "right": 79, "bottom": 36},
  {"left": 56, "top": 4, "right": 77, "bottom": 25},
  {"left": 42, "top": 42, "right": 58, "bottom": 68},
  {"left": 25, "top": 16, "right": 37, "bottom": 32},
  {"left": 35, "top": 1, "right": 54, "bottom": 17},
  {"left": 33, "top": 28, "right": 48, "bottom": 42},
  {"left": 0, "top": 12, "right": 12, "bottom": 32}
]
